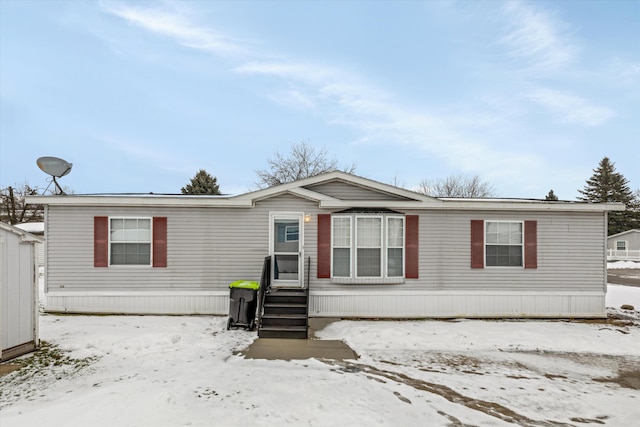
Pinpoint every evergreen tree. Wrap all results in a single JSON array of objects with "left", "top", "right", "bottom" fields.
[
  {"left": 545, "top": 189, "right": 558, "bottom": 201},
  {"left": 181, "top": 169, "right": 221, "bottom": 195},
  {"left": 578, "top": 157, "right": 638, "bottom": 235}
]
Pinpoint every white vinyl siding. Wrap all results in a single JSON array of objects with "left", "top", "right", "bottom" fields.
[
  {"left": 44, "top": 202, "right": 608, "bottom": 297},
  {"left": 41, "top": 184, "right": 609, "bottom": 317},
  {"left": 304, "top": 181, "right": 412, "bottom": 201},
  {"left": 44, "top": 195, "right": 317, "bottom": 295}
]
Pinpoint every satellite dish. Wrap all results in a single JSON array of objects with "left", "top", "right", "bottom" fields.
[
  {"left": 37, "top": 156, "right": 73, "bottom": 194},
  {"left": 37, "top": 156, "right": 73, "bottom": 177}
]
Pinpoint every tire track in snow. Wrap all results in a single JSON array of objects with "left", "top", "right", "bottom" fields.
[{"left": 325, "top": 360, "right": 577, "bottom": 427}]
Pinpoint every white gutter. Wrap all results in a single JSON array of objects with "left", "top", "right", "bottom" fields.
[
  {"left": 26, "top": 195, "right": 254, "bottom": 208},
  {"left": 26, "top": 195, "right": 625, "bottom": 212}
]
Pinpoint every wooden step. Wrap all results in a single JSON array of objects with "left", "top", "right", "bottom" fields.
[
  {"left": 266, "top": 290, "right": 308, "bottom": 304},
  {"left": 261, "top": 313, "right": 308, "bottom": 327},
  {"left": 258, "top": 286, "right": 309, "bottom": 339},
  {"left": 263, "top": 303, "right": 307, "bottom": 315},
  {"left": 258, "top": 326, "right": 308, "bottom": 339}
]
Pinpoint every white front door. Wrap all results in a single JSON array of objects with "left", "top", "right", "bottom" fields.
[{"left": 270, "top": 213, "right": 303, "bottom": 287}]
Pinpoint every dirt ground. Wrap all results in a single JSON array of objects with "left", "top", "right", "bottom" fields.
[{"left": 0, "top": 363, "right": 21, "bottom": 376}]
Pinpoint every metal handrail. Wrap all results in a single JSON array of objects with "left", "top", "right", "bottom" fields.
[
  {"left": 305, "top": 256, "right": 310, "bottom": 337},
  {"left": 257, "top": 256, "right": 271, "bottom": 330}
]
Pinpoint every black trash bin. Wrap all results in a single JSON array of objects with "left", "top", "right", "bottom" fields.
[{"left": 227, "top": 280, "right": 260, "bottom": 331}]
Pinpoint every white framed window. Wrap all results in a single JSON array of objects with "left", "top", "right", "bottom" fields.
[
  {"left": 110, "top": 218, "right": 151, "bottom": 265},
  {"left": 285, "top": 225, "right": 299, "bottom": 242},
  {"left": 387, "top": 217, "right": 404, "bottom": 277},
  {"left": 356, "top": 216, "right": 382, "bottom": 277},
  {"left": 485, "top": 221, "right": 523, "bottom": 267},
  {"left": 331, "top": 214, "right": 404, "bottom": 281},
  {"left": 616, "top": 240, "right": 627, "bottom": 251},
  {"left": 332, "top": 216, "right": 351, "bottom": 277}
]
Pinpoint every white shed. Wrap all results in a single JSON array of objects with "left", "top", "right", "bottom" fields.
[
  {"left": 15, "top": 222, "right": 45, "bottom": 268},
  {"left": 0, "top": 222, "right": 43, "bottom": 361}
]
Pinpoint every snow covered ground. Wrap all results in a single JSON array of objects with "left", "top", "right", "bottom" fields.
[
  {"left": 1, "top": 285, "right": 639, "bottom": 426},
  {"left": 607, "top": 260, "right": 639, "bottom": 269}
]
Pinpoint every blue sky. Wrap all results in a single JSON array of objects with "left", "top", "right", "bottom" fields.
[{"left": 1, "top": 0, "right": 638, "bottom": 199}]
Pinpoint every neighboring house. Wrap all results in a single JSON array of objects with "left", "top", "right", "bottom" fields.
[
  {"left": 0, "top": 222, "right": 42, "bottom": 361},
  {"left": 607, "top": 229, "right": 640, "bottom": 262},
  {"left": 26, "top": 172, "right": 623, "bottom": 319}
]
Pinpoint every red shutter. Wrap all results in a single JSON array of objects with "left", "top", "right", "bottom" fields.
[
  {"left": 471, "top": 220, "right": 484, "bottom": 269},
  {"left": 317, "top": 214, "right": 331, "bottom": 278},
  {"left": 524, "top": 220, "right": 537, "bottom": 269},
  {"left": 153, "top": 217, "right": 167, "bottom": 268},
  {"left": 405, "top": 215, "right": 419, "bottom": 279},
  {"left": 94, "top": 216, "right": 109, "bottom": 267}
]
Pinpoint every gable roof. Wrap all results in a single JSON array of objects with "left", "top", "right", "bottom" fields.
[
  {"left": 25, "top": 171, "right": 625, "bottom": 212},
  {"left": 232, "top": 171, "right": 441, "bottom": 208},
  {"left": 607, "top": 229, "right": 640, "bottom": 239}
]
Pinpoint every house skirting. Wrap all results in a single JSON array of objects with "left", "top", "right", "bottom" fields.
[
  {"left": 46, "top": 290, "right": 607, "bottom": 318},
  {"left": 309, "top": 290, "right": 607, "bottom": 318},
  {"left": 45, "top": 291, "right": 229, "bottom": 315}
]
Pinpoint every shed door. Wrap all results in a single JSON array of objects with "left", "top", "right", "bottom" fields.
[{"left": 270, "top": 213, "right": 303, "bottom": 288}]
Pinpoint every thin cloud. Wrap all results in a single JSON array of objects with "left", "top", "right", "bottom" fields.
[
  {"left": 100, "top": 2, "right": 549, "bottom": 190},
  {"left": 101, "top": 2, "right": 249, "bottom": 58},
  {"left": 527, "top": 88, "right": 614, "bottom": 126},
  {"left": 609, "top": 59, "right": 640, "bottom": 84},
  {"left": 500, "top": 0, "right": 578, "bottom": 71},
  {"left": 97, "top": 134, "right": 192, "bottom": 175}
]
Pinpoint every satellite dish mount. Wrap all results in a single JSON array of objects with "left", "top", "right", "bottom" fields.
[{"left": 37, "top": 156, "right": 73, "bottom": 195}]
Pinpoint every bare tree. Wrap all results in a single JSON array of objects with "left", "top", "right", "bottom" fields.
[
  {"left": 0, "top": 183, "right": 44, "bottom": 224},
  {"left": 416, "top": 174, "right": 497, "bottom": 198},
  {"left": 389, "top": 172, "right": 404, "bottom": 189},
  {"left": 255, "top": 141, "right": 355, "bottom": 188}
]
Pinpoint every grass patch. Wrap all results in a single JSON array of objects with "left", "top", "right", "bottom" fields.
[{"left": 0, "top": 341, "right": 99, "bottom": 408}]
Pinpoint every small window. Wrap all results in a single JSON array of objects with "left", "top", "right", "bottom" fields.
[
  {"left": 110, "top": 218, "right": 151, "bottom": 265},
  {"left": 485, "top": 221, "right": 523, "bottom": 267},
  {"left": 332, "top": 217, "right": 351, "bottom": 277},
  {"left": 285, "top": 225, "right": 299, "bottom": 242},
  {"left": 616, "top": 241, "right": 627, "bottom": 251},
  {"left": 387, "top": 217, "right": 404, "bottom": 277},
  {"left": 356, "top": 217, "right": 382, "bottom": 277}
]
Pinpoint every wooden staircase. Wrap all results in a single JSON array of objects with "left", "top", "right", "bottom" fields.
[{"left": 258, "top": 288, "right": 309, "bottom": 339}]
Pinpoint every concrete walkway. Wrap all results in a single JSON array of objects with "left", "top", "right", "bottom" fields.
[{"left": 240, "top": 318, "right": 358, "bottom": 361}]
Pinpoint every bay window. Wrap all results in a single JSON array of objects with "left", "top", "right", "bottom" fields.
[{"left": 331, "top": 214, "right": 404, "bottom": 282}]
